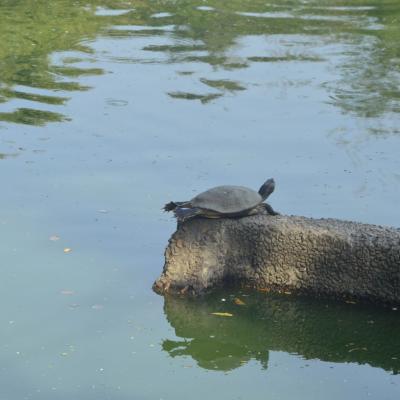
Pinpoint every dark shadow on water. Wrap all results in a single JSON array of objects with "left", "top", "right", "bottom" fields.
[{"left": 162, "top": 290, "right": 400, "bottom": 373}]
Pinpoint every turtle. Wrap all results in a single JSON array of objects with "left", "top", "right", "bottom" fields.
[{"left": 163, "top": 178, "right": 278, "bottom": 222}]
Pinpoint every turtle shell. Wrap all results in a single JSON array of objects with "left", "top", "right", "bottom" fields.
[{"left": 190, "top": 185, "right": 262, "bottom": 214}]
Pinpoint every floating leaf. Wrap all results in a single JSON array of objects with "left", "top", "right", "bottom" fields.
[
  {"left": 257, "top": 288, "right": 270, "bottom": 292},
  {"left": 211, "top": 312, "right": 233, "bottom": 317},
  {"left": 63, "top": 248, "right": 72, "bottom": 253},
  {"left": 234, "top": 298, "right": 246, "bottom": 306}
]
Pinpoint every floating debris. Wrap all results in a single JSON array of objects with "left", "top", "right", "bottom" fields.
[
  {"left": 211, "top": 312, "right": 233, "bottom": 317},
  {"left": 234, "top": 298, "right": 246, "bottom": 306}
]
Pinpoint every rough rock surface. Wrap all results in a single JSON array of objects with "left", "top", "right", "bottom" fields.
[{"left": 153, "top": 213, "right": 400, "bottom": 304}]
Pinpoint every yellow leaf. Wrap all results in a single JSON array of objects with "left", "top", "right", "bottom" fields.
[
  {"left": 63, "top": 248, "right": 72, "bottom": 253},
  {"left": 211, "top": 312, "right": 233, "bottom": 317},
  {"left": 234, "top": 298, "right": 246, "bottom": 306}
]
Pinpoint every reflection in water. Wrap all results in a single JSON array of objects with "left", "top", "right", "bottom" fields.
[
  {"left": 167, "top": 91, "right": 222, "bottom": 104},
  {"left": 0, "top": 88, "right": 68, "bottom": 105},
  {"left": 0, "top": 0, "right": 399, "bottom": 125},
  {"left": 0, "top": 1, "right": 105, "bottom": 126},
  {"left": 200, "top": 78, "right": 246, "bottom": 92},
  {"left": 0, "top": 152, "right": 18, "bottom": 160},
  {"left": 0, "top": 108, "right": 68, "bottom": 126},
  {"left": 162, "top": 292, "right": 400, "bottom": 373},
  {"left": 167, "top": 78, "right": 245, "bottom": 104}
]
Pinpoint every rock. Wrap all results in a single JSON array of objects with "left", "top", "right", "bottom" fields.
[{"left": 153, "top": 214, "right": 400, "bottom": 305}]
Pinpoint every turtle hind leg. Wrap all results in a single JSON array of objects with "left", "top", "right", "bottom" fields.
[
  {"left": 174, "top": 207, "right": 202, "bottom": 222},
  {"left": 163, "top": 201, "right": 189, "bottom": 212},
  {"left": 246, "top": 204, "right": 279, "bottom": 217},
  {"left": 263, "top": 203, "right": 280, "bottom": 216}
]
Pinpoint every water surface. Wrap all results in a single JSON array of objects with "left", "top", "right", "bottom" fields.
[{"left": 0, "top": 0, "right": 399, "bottom": 399}]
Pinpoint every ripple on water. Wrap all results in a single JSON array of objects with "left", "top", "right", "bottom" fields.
[
  {"left": 150, "top": 12, "right": 174, "bottom": 18},
  {"left": 196, "top": 6, "right": 215, "bottom": 11},
  {"left": 94, "top": 7, "right": 134, "bottom": 16},
  {"left": 105, "top": 98, "right": 129, "bottom": 107}
]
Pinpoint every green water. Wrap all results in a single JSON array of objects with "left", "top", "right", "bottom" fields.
[{"left": 0, "top": 0, "right": 399, "bottom": 398}]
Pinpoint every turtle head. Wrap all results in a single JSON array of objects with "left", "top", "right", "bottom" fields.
[{"left": 258, "top": 178, "right": 275, "bottom": 200}]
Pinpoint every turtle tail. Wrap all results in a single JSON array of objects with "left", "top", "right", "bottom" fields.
[
  {"left": 174, "top": 207, "right": 202, "bottom": 222},
  {"left": 163, "top": 201, "right": 178, "bottom": 212}
]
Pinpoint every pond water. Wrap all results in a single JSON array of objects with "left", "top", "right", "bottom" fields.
[{"left": 0, "top": 0, "right": 399, "bottom": 399}]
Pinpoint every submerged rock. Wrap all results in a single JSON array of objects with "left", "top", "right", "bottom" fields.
[{"left": 153, "top": 214, "right": 400, "bottom": 305}]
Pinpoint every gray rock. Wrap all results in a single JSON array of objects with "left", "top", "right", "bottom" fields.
[{"left": 153, "top": 214, "right": 400, "bottom": 304}]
